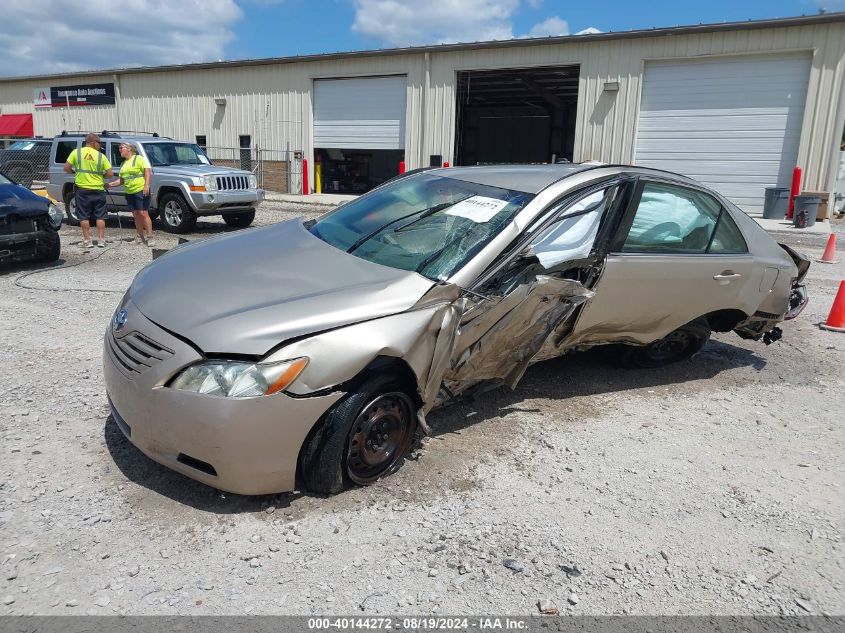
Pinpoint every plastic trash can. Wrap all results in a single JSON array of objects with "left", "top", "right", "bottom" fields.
[
  {"left": 793, "top": 195, "right": 820, "bottom": 228},
  {"left": 763, "top": 187, "right": 790, "bottom": 219}
]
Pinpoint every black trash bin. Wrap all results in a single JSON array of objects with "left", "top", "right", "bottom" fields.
[
  {"left": 793, "top": 195, "right": 820, "bottom": 228},
  {"left": 763, "top": 187, "right": 790, "bottom": 219}
]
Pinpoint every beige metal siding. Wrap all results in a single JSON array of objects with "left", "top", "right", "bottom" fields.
[
  {"left": 0, "top": 20, "right": 842, "bottom": 196},
  {"left": 425, "top": 22, "right": 845, "bottom": 195}
]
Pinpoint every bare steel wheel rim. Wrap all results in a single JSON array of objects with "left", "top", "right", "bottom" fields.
[
  {"left": 647, "top": 330, "right": 692, "bottom": 363},
  {"left": 67, "top": 197, "right": 80, "bottom": 221},
  {"left": 164, "top": 201, "right": 183, "bottom": 226},
  {"left": 346, "top": 392, "right": 414, "bottom": 485}
]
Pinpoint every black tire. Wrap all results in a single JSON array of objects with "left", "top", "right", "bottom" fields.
[
  {"left": 222, "top": 209, "right": 256, "bottom": 228},
  {"left": 38, "top": 232, "right": 61, "bottom": 262},
  {"left": 158, "top": 192, "right": 197, "bottom": 234},
  {"left": 624, "top": 318, "right": 711, "bottom": 368},
  {"left": 299, "top": 374, "right": 418, "bottom": 495},
  {"left": 63, "top": 190, "right": 81, "bottom": 226}
]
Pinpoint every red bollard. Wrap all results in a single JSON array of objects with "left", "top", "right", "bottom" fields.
[
  {"left": 443, "top": 161, "right": 450, "bottom": 168},
  {"left": 399, "top": 160, "right": 405, "bottom": 174},
  {"left": 302, "top": 158, "right": 309, "bottom": 195},
  {"left": 787, "top": 166, "right": 801, "bottom": 219}
]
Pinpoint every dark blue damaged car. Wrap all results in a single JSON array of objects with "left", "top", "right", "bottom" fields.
[{"left": 0, "top": 172, "right": 64, "bottom": 265}]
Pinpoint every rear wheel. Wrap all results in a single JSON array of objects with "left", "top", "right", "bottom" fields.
[
  {"left": 63, "top": 190, "right": 80, "bottom": 226},
  {"left": 159, "top": 192, "right": 197, "bottom": 234},
  {"left": 222, "top": 209, "right": 255, "bottom": 228},
  {"left": 299, "top": 374, "right": 417, "bottom": 494},
  {"left": 624, "top": 318, "right": 711, "bottom": 368}
]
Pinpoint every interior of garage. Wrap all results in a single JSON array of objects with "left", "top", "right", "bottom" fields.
[
  {"left": 313, "top": 75, "right": 407, "bottom": 194},
  {"left": 315, "top": 148, "right": 404, "bottom": 194},
  {"left": 454, "top": 65, "right": 579, "bottom": 166}
]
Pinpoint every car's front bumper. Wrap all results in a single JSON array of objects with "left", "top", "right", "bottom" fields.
[
  {"left": 187, "top": 189, "right": 265, "bottom": 214},
  {"left": 0, "top": 229, "right": 59, "bottom": 263},
  {"left": 103, "top": 299, "right": 342, "bottom": 495}
]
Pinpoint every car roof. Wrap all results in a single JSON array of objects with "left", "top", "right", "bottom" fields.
[
  {"left": 5, "top": 138, "right": 50, "bottom": 145},
  {"left": 425, "top": 163, "right": 700, "bottom": 194},
  {"left": 52, "top": 131, "right": 175, "bottom": 142},
  {"left": 425, "top": 164, "right": 590, "bottom": 194}
]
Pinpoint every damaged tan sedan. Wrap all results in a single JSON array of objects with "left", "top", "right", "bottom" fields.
[{"left": 104, "top": 164, "right": 809, "bottom": 495}]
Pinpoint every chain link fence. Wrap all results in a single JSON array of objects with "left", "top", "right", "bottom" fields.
[
  {"left": 0, "top": 137, "right": 51, "bottom": 188},
  {"left": 0, "top": 138, "right": 304, "bottom": 194},
  {"left": 202, "top": 145, "right": 303, "bottom": 194}
]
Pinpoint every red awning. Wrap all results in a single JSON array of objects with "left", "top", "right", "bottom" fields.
[{"left": 0, "top": 114, "right": 34, "bottom": 137}]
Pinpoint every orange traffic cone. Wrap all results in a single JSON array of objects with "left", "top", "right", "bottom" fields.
[
  {"left": 817, "top": 233, "right": 839, "bottom": 264},
  {"left": 820, "top": 280, "right": 845, "bottom": 332}
]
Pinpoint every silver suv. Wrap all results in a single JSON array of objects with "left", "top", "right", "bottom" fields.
[{"left": 47, "top": 131, "right": 265, "bottom": 233}]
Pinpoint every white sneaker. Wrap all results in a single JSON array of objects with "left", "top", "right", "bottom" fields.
[
  {"left": 95, "top": 239, "right": 106, "bottom": 248},
  {"left": 146, "top": 238, "right": 156, "bottom": 247},
  {"left": 134, "top": 235, "right": 146, "bottom": 245},
  {"left": 80, "top": 240, "right": 93, "bottom": 249}
]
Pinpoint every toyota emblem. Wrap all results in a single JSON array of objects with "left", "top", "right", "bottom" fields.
[{"left": 113, "top": 308, "right": 128, "bottom": 332}]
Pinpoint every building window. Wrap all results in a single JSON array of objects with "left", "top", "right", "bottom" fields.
[
  {"left": 238, "top": 135, "right": 252, "bottom": 170},
  {"left": 196, "top": 135, "right": 207, "bottom": 150}
]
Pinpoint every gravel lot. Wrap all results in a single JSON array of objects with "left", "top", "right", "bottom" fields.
[{"left": 1, "top": 201, "right": 843, "bottom": 616}]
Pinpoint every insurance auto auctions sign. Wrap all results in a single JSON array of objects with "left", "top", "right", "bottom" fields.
[{"left": 33, "top": 83, "right": 116, "bottom": 108}]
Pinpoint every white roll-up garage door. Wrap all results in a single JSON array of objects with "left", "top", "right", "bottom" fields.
[
  {"left": 313, "top": 76, "right": 407, "bottom": 150},
  {"left": 635, "top": 53, "right": 811, "bottom": 213}
]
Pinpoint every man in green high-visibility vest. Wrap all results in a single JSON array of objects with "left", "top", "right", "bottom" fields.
[{"left": 64, "top": 133, "right": 113, "bottom": 249}]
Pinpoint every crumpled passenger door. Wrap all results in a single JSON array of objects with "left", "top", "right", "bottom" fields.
[{"left": 423, "top": 184, "right": 630, "bottom": 405}]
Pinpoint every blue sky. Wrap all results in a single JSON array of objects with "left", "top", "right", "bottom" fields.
[
  {"left": 0, "top": 0, "right": 842, "bottom": 78},
  {"left": 229, "top": 0, "right": 839, "bottom": 60}
]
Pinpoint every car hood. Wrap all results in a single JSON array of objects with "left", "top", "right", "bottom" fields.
[
  {"left": 129, "top": 219, "right": 435, "bottom": 356},
  {"left": 152, "top": 164, "right": 253, "bottom": 178},
  {"left": 0, "top": 184, "right": 48, "bottom": 218}
]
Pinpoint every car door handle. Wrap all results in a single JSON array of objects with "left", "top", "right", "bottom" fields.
[{"left": 713, "top": 273, "right": 742, "bottom": 280}]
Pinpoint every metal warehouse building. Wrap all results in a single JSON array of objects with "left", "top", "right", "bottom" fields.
[{"left": 0, "top": 13, "right": 844, "bottom": 213}]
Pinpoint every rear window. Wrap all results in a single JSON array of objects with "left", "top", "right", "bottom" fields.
[
  {"left": 708, "top": 209, "right": 748, "bottom": 253},
  {"left": 8, "top": 141, "right": 41, "bottom": 151},
  {"left": 54, "top": 140, "right": 78, "bottom": 164}
]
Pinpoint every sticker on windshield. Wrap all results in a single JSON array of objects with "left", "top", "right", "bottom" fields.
[{"left": 445, "top": 196, "right": 510, "bottom": 223}]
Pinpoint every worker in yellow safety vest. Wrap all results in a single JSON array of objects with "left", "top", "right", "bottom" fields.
[
  {"left": 64, "top": 133, "right": 113, "bottom": 249},
  {"left": 107, "top": 142, "right": 154, "bottom": 246}
]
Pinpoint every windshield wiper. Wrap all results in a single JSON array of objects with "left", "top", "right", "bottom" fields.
[{"left": 346, "top": 196, "right": 472, "bottom": 254}]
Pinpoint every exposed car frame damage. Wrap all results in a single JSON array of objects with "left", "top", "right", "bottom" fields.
[{"left": 275, "top": 271, "right": 596, "bottom": 425}]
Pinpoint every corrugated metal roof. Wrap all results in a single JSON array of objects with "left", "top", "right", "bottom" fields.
[{"left": 1, "top": 12, "right": 843, "bottom": 83}]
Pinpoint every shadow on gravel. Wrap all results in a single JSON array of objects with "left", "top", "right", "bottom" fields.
[
  {"left": 426, "top": 338, "right": 768, "bottom": 436},
  {"left": 103, "top": 416, "right": 301, "bottom": 513},
  {"left": 0, "top": 257, "right": 69, "bottom": 277}
]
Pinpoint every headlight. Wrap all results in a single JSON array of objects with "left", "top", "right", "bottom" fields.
[
  {"left": 248, "top": 174, "right": 258, "bottom": 189},
  {"left": 170, "top": 357, "right": 308, "bottom": 398},
  {"left": 48, "top": 204, "right": 63, "bottom": 228},
  {"left": 201, "top": 175, "right": 219, "bottom": 191}
]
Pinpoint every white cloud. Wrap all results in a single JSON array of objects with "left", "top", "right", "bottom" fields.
[
  {"left": 351, "top": 0, "right": 520, "bottom": 46},
  {"left": 809, "top": 0, "right": 845, "bottom": 9},
  {"left": 526, "top": 16, "right": 570, "bottom": 38},
  {"left": 575, "top": 26, "right": 602, "bottom": 35},
  {"left": 0, "top": 0, "right": 242, "bottom": 78}
]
